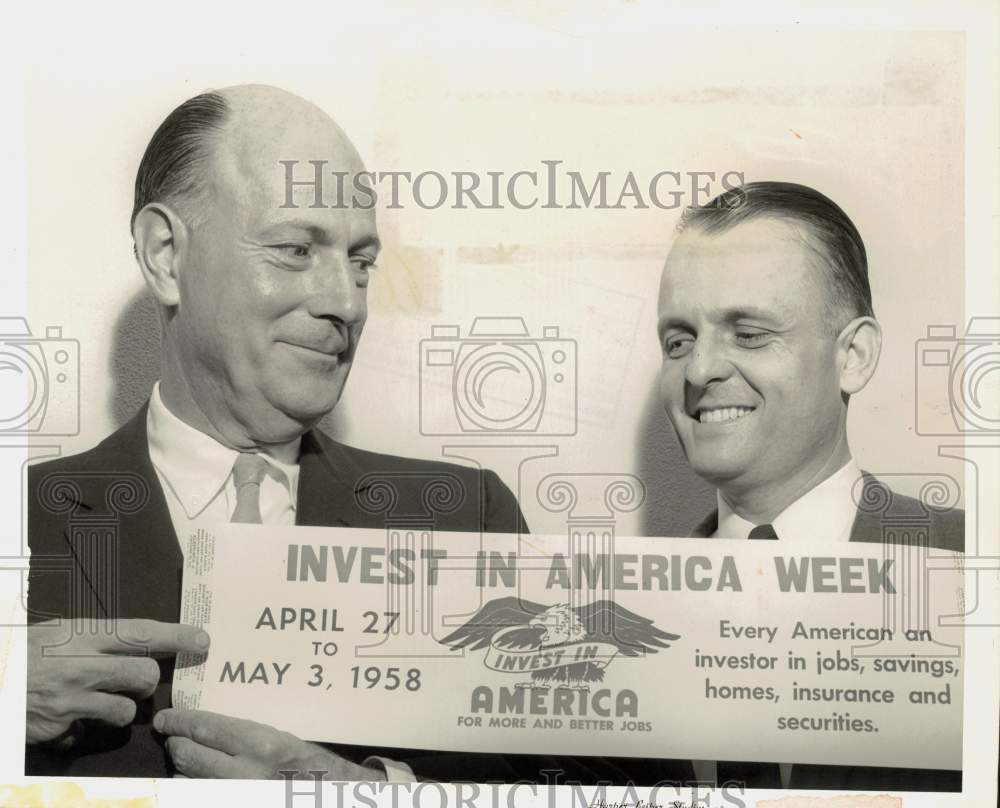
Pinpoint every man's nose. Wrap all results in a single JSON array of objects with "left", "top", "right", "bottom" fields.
[
  {"left": 304, "top": 251, "right": 367, "bottom": 325},
  {"left": 683, "top": 334, "right": 732, "bottom": 388}
]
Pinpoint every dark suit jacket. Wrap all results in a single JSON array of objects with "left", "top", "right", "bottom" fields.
[
  {"left": 688, "top": 472, "right": 964, "bottom": 792},
  {"left": 26, "top": 405, "right": 692, "bottom": 785}
]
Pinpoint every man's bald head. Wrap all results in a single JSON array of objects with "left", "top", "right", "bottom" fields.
[
  {"left": 131, "top": 84, "right": 359, "bottom": 233},
  {"left": 130, "top": 84, "right": 379, "bottom": 447}
]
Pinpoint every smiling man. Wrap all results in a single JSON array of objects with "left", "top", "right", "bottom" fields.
[
  {"left": 656, "top": 181, "right": 963, "bottom": 792},
  {"left": 658, "top": 181, "right": 963, "bottom": 550},
  {"left": 25, "top": 85, "right": 528, "bottom": 782}
]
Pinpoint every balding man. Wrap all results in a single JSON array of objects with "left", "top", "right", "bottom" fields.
[
  {"left": 27, "top": 85, "right": 695, "bottom": 789},
  {"left": 25, "top": 86, "right": 527, "bottom": 781}
]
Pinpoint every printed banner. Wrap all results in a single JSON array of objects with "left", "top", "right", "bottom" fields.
[{"left": 174, "top": 525, "right": 964, "bottom": 770}]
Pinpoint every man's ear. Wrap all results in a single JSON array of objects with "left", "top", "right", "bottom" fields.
[
  {"left": 836, "top": 316, "right": 882, "bottom": 395},
  {"left": 132, "top": 203, "right": 188, "bottom": 307}
]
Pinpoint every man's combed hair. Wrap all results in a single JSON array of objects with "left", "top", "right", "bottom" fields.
[
  {"left": 679, "top": 181, "right": 874, "bottom": 328},
  {"left": 130, "top": 91, "right": 230, "bottom": 231}
]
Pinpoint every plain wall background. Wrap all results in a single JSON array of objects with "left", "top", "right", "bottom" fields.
[{"left": 25, "top": 30, "right": 965, "bottom": 536}]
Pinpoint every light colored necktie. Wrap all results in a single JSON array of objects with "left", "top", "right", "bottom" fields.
[{"left": 231, "top": 453, "right": 268, "bottom": 524}]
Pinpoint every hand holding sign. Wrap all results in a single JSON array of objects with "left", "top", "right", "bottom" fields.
[
  {"left": 153, "top": 708, "right": 385, "bottom": 781},
  {"left": 26, "top": 618, "right": 209, "bottom": 746}
]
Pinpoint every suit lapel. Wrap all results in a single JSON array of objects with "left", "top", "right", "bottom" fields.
[
  {"left": 848, "top": 472, "right": 886, "bottom": 544},
  {"left": 849, "top": 508, "right": 884, "bottom": 543},
  {"left": 67, "top": 406, "right": 183, "bottom": 621},
  {"left": 690, "top": 509, "right": 719, "bottom": 537},
  {"left": 61, "top": 414, "right": 387, "bottom": 621},
  {"left": 295, "top": 430, "right": 374, "bottom": 528}
]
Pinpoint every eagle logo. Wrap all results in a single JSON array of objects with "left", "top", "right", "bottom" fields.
[{"left": 440, "top": 597, "right": 679, "bottom": 690}]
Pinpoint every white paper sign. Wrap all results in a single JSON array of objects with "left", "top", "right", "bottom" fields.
[{"left": 174, "top": 525, "right": 963, "bottom": 770}]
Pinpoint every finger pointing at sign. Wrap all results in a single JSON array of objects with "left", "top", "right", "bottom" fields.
[{"left": 27, "top": 619, "right": 210, "bottom": 746}]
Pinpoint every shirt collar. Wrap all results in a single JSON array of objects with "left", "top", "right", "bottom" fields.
[
  {"left": 146, "top": 383, "right": 301, "bottom": 520},
  {"left": 716, "top": 458, "right": 862, "bottom": 541},
  {"left": 715, "top": 497, "right": 755, "bottom": 540}
]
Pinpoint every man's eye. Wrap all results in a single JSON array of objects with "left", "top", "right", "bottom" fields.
[
  {"left": 735, "top": 331, "right": 769, "bottom": 347},
  {"left": 351, "top": 255, "right": 378, "bottom": 271},
  {"left": 274, "top": 244, "right": 311, "bottom": 258},
  {"left": 664, "top": 335, "right": 694, "bottom": 358}
]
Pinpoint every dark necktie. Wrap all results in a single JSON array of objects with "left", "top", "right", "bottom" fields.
[{"left": 748, "top": 523, "right": 779, "bottom": 540}]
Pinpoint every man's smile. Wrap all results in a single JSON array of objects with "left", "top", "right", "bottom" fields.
[
  {"left": 278, "top": 340, "right": 345, "bottom": 363},
  {"left": 682, "top": 395, "right": 759, "bottom": 426},
  {"left": 695, "top": 405, "right": 756, "bottom": 424},
  {"left": 276, "top": 326, "right": 349, "bottom": 357}
]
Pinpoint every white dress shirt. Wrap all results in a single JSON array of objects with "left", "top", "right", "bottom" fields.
[
  {"left": 147, "top": 383, "right": 300, "bottom": 532},
  {"left": 714, "top": 458, "right": 862, "bottom": 542},
  {"left": 696, "top": 458, "right": 862, "bottom": 788},
  {"left": 145, "top": 382, "right": 413, "bottom": 782}
]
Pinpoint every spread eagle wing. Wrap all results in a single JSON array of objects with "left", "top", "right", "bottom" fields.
[
  {"left": 574, "top": 600, "right": 680, "bottom": 656},
  {"left": 441, "top": 597, "right": 549, "bottom": 651}
]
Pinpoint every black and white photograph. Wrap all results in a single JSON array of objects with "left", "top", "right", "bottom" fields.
[{"left": 0, "top": 3, "right": 997, "bottom": 807}]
